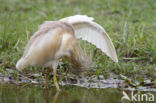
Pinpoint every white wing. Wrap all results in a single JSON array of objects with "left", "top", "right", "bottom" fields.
[{"left": 60, "top": 15, "right": 118, "bottom": 62}]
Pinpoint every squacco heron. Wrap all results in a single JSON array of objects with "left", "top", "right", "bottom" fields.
[{"left": 16, "top": 15, "right": 118, "bottom": 91}]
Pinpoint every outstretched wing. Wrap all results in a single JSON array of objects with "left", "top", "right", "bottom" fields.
[{"left": 60, "top": 15, "right": 118, "bottom": 62}]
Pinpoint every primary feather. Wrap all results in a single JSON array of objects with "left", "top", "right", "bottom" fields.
[{"left": 60, "top": 15, "right": 118, "bottom": 62}]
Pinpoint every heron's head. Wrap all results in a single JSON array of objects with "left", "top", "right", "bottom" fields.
[{"left": 68, "top": 49, "right": 92, "bottom": 75}]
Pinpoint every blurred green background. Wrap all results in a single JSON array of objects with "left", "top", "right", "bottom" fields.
[{"left": 0, "top": 0, "right": 155, "bottom": 84}]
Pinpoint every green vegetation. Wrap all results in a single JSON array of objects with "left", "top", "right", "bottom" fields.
[{"left": 0, "top": 0, "right": 155, "bottom": 85}]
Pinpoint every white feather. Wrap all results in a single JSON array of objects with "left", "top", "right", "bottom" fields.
[
  {"left": 60, "top": 15, "right": 118, "bottom": 62},
  {"left": 16, "top": 58, "right": 24, "bottom": 70},
  {"left": 60, "top": 15, "right": 94, "bottom": 24}
]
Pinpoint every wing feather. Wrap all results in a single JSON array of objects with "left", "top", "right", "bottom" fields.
[{"left": 60, "top": 15, "right": 118, "bottom": 62}]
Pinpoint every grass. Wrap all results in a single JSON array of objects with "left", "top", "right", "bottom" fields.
[{"left": 0, "top": 0, "right": 156, "bottom": 84}]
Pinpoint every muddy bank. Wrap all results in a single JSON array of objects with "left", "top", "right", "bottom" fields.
[{"left": 0, "top": 73, "right": 155, "bottom": 92}]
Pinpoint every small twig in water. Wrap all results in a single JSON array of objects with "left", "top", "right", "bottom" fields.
[{"left": 18, "top": 73, "right": 38, "bottom": 84}]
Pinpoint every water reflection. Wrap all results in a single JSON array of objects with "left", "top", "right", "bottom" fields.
[
  {"left": 42, "top": 87, "right": 83, "bottom": 103},
  {"left": 0, "top": 84, "right": 155, "bottom": 103},
  {"left": 43, "top": 88, "right": 59, "bottom": 103}
]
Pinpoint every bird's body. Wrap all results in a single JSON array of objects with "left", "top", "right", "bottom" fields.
[
  {"left": 16, "top": 21, "right": 90, "bottom": 73},
  {"left": 16, "top": 15, "right": 118, "bottom": 91},
  {"left": 17, "top": 21, "right": 74, "bottom": 69}
]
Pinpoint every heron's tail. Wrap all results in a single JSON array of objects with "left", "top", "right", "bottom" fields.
[{"left": 16, "top": 58, "right": 26, "bottom": 71}]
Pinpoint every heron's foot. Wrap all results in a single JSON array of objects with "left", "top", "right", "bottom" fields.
[{"left": 53, "top": 74, "right": 61, "bottom": 91}]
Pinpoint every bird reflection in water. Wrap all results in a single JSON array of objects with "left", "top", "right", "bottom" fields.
[
  {"left": 71, "top": 99, "right": 82, "bottom": 103},
  {"left": 43, "top": 88, "right": 59, "bottom": 103},
  {"left": 43, "top": 88, "right": 82, "bottom": 103}
]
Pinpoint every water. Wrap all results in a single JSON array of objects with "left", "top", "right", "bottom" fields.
[{"left": 0, "top": 84, "right": 155, "bottom": 103}]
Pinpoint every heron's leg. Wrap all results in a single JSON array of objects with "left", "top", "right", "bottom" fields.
[
  {"left": 52, "top": 61, "right": 60, "bottom": 91},
  {"left": 45, "top": 67, "right": 50, "bottom": 88}
]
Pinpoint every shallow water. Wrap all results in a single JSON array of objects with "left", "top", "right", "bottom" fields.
[{"left": 0, "top": 84, "right": 155, "bottom": 103}]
